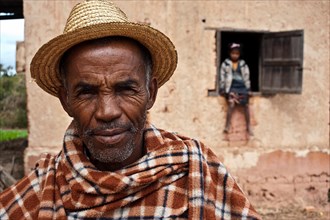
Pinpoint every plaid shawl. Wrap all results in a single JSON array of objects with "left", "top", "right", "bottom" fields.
[{"left": 0, "top": 122, "right": 260, "bottom": 219}]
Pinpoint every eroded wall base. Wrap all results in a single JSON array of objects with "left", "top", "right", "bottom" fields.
[{"left": 222, "top": 150, "right": 330, "bottom": 214}]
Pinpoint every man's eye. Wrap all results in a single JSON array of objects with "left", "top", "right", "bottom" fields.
[
  {"left": 116, "top": 86, "right": 137, "bottom": 94},
  {"left": 76, "top": 89, "right": 96, "bottom": 97}
]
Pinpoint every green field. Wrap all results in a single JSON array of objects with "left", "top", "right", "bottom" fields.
[{"left": 0, "top": 129, "right": 28, "bottom": 142}]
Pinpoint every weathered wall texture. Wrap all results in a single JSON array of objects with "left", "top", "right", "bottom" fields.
[
  {"left": 16, "top": 41, "right": 25, "bottom": 73},
  {"left": 24, "top": 0, "right": 329, "bottom": 212}
]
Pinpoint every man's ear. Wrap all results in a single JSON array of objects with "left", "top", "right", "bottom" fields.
[
  {"left": 58, "top": 86, "right": 73, "bottom": 117},
  {"left": 146, "top": 77, "right": 158, "bottom": 110}
]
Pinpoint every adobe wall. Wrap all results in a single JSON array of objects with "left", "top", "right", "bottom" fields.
[
  {"left": 24, "top": 0, "right": 329, "bottom": 212},
  {"left": 16, "top": 41, "right": 25, "bottom": 73}
]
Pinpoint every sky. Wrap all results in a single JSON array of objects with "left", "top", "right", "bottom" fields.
[{"left": 0, "top": 19, "right": 24, "bottom": 72}]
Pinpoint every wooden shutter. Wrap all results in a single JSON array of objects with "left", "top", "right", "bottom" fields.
[{"left": 260, "top": 30, "right": 304, "bottom": 94}]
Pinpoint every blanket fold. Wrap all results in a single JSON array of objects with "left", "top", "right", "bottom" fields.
[{"left": 0, "top": 122, "right": 261, "bottom": 220}]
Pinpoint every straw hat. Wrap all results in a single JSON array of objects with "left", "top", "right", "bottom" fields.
[{"left": 30, "top": 0, "right": 177, "bottom": 97}]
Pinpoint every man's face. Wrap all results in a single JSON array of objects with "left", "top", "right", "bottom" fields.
[
  {"left": 59, "top": 39, "right": 157, "bottom": 169},
  {"left": 230, "top": 49, "right": 240, "bottom": 62}
]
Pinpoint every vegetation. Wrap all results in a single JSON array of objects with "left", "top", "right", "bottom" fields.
[
  {"left": 0, "top": 129, "right": 28, "bottom": 142},
  {"left": 0, "top": 64, "right": 15, "bottom": 77},
  {"left": 0, "top": 64, "right": 27, "bottom": 129}
]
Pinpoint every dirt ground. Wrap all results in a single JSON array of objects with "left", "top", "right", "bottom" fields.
[
  {"left": 258, "top": 206, "right": 329, "bottom": 220},
  {"left": 0, "top": 138, "right": 27, "bottom": 180}
]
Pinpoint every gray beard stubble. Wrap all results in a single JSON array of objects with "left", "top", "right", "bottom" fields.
[
  {"left": 75, "top": 111, "right": 147, "bottom": 164},
  {"left": 85, "top": 131, "right": 136, "bottom": 163}
]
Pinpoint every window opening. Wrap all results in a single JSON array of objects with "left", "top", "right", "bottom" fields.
[
  {"left": 208, "top": 29, "right": 304, "bottom": 96},
  {"left": 220, "top": 31, "right": 263, "bottom": 92}
]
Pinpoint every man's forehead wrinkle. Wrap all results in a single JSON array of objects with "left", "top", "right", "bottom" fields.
[
  {"left": 76, "top": 40, "right": 143, "bottom": 60},
  {"left": 104, "top": 74, "right": 141, "bottom": 88},
  {"left": 70, "top": 73, "right": 139, "bottom": 90},
  {"left": 64, "top": 41, "right": 148, "bottom": 92},
  {"left": 70, "top": 61, "right": 140, "bottom": 78},
  {"left": 72, "top": 55, "right": 143, "bottom": 75}
]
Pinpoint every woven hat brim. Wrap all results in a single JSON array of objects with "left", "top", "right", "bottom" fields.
[{"left": 30, "top": 22, "right": 178, "bottom": 97}]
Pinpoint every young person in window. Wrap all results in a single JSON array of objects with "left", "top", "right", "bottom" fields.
[{"left": 220, "top": 43, "right": 253, "bottom": 136}]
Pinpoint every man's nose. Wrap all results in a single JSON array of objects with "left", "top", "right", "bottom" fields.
[{"left": 94, "top": 94, "right": 122, "bottom": 122}]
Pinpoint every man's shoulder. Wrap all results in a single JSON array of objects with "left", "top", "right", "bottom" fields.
[
  {"left": 145, "top": 125, "right": 201, "bottom": 146},
  {"left": 145, "top": 125, "right": 220, "bottom": 161},
  {"left": 0, "top": 152, "right": 61, "bottom": 218}
]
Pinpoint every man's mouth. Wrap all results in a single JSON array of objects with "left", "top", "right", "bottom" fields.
[{"left": 91, "top": 128, "right": 128, "bottom": 145}]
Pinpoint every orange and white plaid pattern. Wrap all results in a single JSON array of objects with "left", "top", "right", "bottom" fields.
[{"left": 0, "top": 122, "right": 261, "bottom": 219}]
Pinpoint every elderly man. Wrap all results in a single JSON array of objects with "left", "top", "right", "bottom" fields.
[{"left": 0, "top": 1, "right": 260, "bottom": 219}]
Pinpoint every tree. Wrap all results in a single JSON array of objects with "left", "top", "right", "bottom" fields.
[
  {"left": 0, "top": 63, "right": 27, "bottom": 128},
  {"left": 0, "top": 64, "right": 15, "bottom": 77}
]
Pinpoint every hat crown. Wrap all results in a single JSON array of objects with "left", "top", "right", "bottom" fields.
[
  {"left": 31, "top": 0, "right": 177, "bottom": 97},
  {"left": 64, "top": 0, "right": 128, "bottom": 33}
]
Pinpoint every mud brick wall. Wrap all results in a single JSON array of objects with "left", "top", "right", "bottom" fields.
[{"left": 236, "top": 151, "right": 329, "bottom": 209}]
